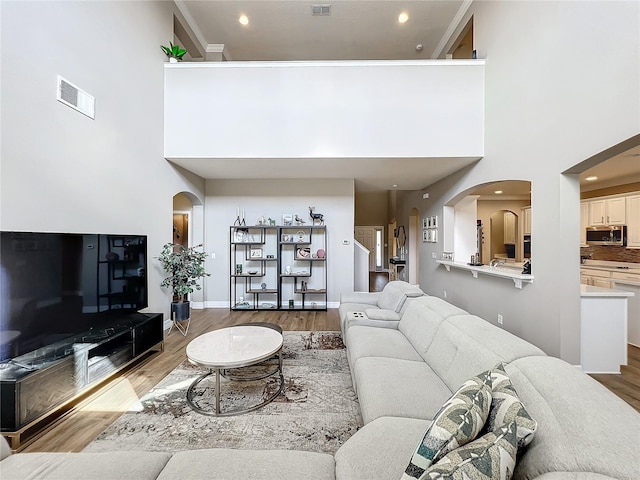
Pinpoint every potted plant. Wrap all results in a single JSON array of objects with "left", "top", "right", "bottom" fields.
[
  {"left": 161, "top": 42, "right": 187, "bottom": 63},
  {"left": 157, "top": 243, "right": 209, "bottom": 327}
]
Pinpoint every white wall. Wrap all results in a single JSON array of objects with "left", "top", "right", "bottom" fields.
[
  {"left": 164, "top": 61, "right": 484, "bottom": 159},
  {"left": 203, "top": 179, "right": 354, "bottom": 308},
  {"left": 402, "top": 1, "right": 640, "bottom": 362},
  {"left": 0, "top": 1, "right": 206, "bottom": 321}
]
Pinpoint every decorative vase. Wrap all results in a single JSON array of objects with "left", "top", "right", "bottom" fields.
[{"left": 171, "top": 301, "right": 190, "bottom": 321}]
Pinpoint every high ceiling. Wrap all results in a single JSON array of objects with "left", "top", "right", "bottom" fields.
[
  {"left": 172, "top": 1, "right": 639, "bottom": 193},
  {"left": 178, "top": 0, "right": 467, "bottom": 61}
]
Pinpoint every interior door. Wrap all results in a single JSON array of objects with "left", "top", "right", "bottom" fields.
[{"left": 355, "top": 226, "right": 377, "bottom": 271}]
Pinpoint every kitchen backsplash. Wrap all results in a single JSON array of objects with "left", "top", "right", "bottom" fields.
[{"left": 581, "top": 245, "right": 640, "bottom": 263}]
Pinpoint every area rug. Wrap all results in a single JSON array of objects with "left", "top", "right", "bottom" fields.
[{"left": 84, "top": 331, "right": 362, "bottom": 454}]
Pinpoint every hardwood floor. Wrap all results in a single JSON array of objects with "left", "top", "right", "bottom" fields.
[
  {"left": 13, "top": 307, "right": 640, "bottom": 453},
  {"left": 591, "top": 343, "right": 640, "bottom": 413},
  {"left": 19, "top": 308, "right": 340, "bottom": 453}
]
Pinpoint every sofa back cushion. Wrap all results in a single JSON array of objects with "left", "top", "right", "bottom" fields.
[
  {"left": 378, "top": 281, "right": 424, "bottom": 312},
  {"left": 398, "top": 297, "right": 468, "bottom": 358},
  {"left": 506, "top": 356, "right": 640, "bottom": 480},
  {"left": 423, "top": 315, "right": 545, "bottom": 392}
]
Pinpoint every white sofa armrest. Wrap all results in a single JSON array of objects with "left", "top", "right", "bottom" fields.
[
  {"left": 340, "top": 291, "right": 381, "bottom": 306},
  {"left": 364, "top": 309, "right": 401, "bottom": 321}
]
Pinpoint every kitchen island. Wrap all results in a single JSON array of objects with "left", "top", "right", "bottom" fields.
[{"left": 580, "top": 283, "right": 634, "bottom": 374}]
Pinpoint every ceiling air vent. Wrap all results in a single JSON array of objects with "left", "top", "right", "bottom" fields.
[
  {"left": 311, "top": 4, "right": 331, "bottom": 16},
  {"left": 57, "top": 75, "right": 95, "bottom": 119}
]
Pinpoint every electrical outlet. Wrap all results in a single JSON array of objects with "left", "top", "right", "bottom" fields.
[
  {"left": 431, "top": 252, "right": 437, "bottom": 259},
  {"left": 497, "top": 314, "right": 504, "bottom": 325}
]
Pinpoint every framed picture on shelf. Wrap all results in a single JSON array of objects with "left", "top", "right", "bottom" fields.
[
  {"left": 282, "top": 214, "right": 293, "bottom": 226},
  {"left": 233, "top": 228, "right": 248, "bottom": 243},
  {"left": 250, "top": 248, "right": 263, "bottom": 258}
]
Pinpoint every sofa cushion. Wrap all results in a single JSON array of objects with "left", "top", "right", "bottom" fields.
[
  {"left": 346, "top": 325, "right": 422, "bottom": 363},
  {"left": 0, "top": 451, "right": 172, "bottom": 480},
  {"left": 506, "top": 356, "right": 640, "bottom": 480},
  {"left": 424, "top": 317, "right": 545, "bottom": 392},
  {"left": 484, "top": 363, "right": 537, "bottom": 448},
  {"left": 157, "top": 449, "right": 335, "bottom": 480},
  {"left": 377, "top": 281, "right": 423, "bottom": 312},
  {"left": 335, "top": 416, "right": 431, "bottom": 480},
  {"left": 422, "top": 421, "right": 518, "bottom": 480},
  {"left": 402, "top": 369, "right": 493, "bottom": 479},
  {"left": 353, "top": 356, "right": 452, "bottom": 424}
]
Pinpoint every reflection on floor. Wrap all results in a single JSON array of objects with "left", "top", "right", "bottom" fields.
[{"left": 370, "top": 271, "right": 389, "bottom": 292}]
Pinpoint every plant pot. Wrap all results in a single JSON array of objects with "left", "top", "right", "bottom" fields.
[
  {"left": 169, "top": 57, "right": 178, "bottom": 63},
  {"left": 171, "top": 301, "right": 190, "bottom": 321}
]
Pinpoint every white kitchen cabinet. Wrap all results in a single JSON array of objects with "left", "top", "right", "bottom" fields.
[
  {"left": 504, "top": 211, "right": 516, "bottom": 244},
  {"left": 588, "top": 197, "right": 626, "bottom": 226},
  {"left": 523, "top": 207, "right": 532, "bottom": 235},
  {"left": 626, "top": 194, "right": 640, "bottom": 248},
  {"left": 580, "top": 202, "right": 589, "bottom": 247}
]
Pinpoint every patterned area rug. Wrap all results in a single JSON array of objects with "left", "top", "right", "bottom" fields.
[{"left": 84, "top": 331, "right": 362, "bottom": 454}]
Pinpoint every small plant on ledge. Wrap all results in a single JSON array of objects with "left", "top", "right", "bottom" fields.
[{"left": 161, "top": 42, "right": 187, "bottom": 62}]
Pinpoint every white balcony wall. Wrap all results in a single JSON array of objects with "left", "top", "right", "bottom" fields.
[{"left": 164, "top": 60, "right": 484, "bottom": 159}]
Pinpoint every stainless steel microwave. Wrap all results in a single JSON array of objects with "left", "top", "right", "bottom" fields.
[{"left": 586, "top": 225, "right": 627, "bottom": 246}]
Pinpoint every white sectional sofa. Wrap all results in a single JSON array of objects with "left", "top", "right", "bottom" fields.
[{"left": 2, "top": 282, "right": 639, "bottom": 479}]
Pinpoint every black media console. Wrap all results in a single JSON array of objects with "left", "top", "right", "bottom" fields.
[{"left": 0, "top": 312, "right": 163, "bottom": 450}]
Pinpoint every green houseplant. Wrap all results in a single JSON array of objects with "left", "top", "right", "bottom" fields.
[
  {"left": 161, "top": 42, "right": 187, "bottom": 62},
  {"left": 158, "top": 243, "right": 209, "bottom": 329}
]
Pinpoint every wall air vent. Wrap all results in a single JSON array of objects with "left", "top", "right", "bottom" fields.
[
  {"left": 57, "top": 75, "right": 95, "bottom": 119},
  {"left": 311, "top": 4, "right": 331, "bottom": 16}
]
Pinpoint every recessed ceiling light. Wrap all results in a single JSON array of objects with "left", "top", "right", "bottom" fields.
[
  {"left": 494, "top": 190, "right": 503, "bottom": 194},
  {"left": 392, "top": 184, "right": 399, "bottom": 188},
  {"left": 239, "top": 14, "right": 249, "bottom": 26},
  {"left": 398, "top": 12, "right": 409, "bottom": 24},
  {"left": 585, "top": 176, "right": 598, "bottom": 181}
]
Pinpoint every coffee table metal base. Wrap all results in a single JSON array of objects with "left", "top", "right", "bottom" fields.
[{"left": 186, "top": 351, "right": 284, "bottom": 416}]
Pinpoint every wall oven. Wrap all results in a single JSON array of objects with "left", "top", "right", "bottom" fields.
[{"left": 585, "top": 225, "right": 627, "bottom": 246}]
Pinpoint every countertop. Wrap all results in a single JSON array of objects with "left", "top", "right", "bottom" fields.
[
  {"left": 581, "top": 260, "right": 640, "bottom": 272},
  {"left": 580, "top": 284, "right": 635, "bottom": 298}
]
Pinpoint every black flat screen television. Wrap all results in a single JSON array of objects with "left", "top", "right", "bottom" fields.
[{"left": 0, "top": 231, "right": 148, "bottom": 361}]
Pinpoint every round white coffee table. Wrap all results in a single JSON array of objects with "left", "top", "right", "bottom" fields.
[{"left": 185, "top": 325, "right": 284, "bottom": 416}]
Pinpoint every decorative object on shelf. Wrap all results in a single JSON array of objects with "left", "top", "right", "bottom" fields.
[
  {"left": 261, "top": 282, "right": 267, "bottom": 291},
  {"left": 442, "top": 252, "right": 454, "bottom": 261},
  {"left": 296, "top": 230, "right": 306, "bottom": 242},
  {"left": 522, "top": 258, "right": 532, "bottom": 274},
  {"left": 236, "top": 264, "right": 243, "bottom": 274},
  {"left": 301, "top": 281, "right": 307, "bottom": 291},
  {"left": 250, "top": 248, "right": 263, "bottom": 258},
  {"left": 234, "top": 228, "right": 248, "bottom": 242},
  {"left": 266, "top": 254, "right": 275, "bottom": 259},
  {"left": 105, "top": 251, "right": 120, "bottom": 261},
  {"left": 282, "top": 234, "right": 291, "bottom": 242},
  {"left": 157, "top": 243, "right": 210, "bottom": 336},
  {"left": 282, "top": 213, "right": 293, "bottom": 226},
  {"left": 247, "top": 270, "right": 258, "bottom": 275},
  {"left": 288, "top": 299, "right": 294, "bottom": 308},
  {"left": 309, "top": 206, "right": 324, "bottom": 225},
  {"left": 284, "top": 265, "right": 292, "bottom": 275},
  {"left": 316, "top": 248, "right": 325, "bottom": 259},
  {"left": 296, "top": 247, "right": 311, "bottom": 259},
  {"left": 161, "top": 42, "right": 187, "bottom": 62},
  {"left": 234, "top": 208, "right": 246, "bottom": 226},
  {"left": 257, "top": 215, "right": 266, "bottom": 226},
  {"left": 268, "top": 217, "right": 276, "bottom": 226},
  {"left": 295, "top": 214, "right": 306, "bottom": 225}
]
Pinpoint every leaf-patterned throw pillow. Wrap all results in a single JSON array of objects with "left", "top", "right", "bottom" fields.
[
  {"left": 484, "top": 363, "right": 537, "bottom": 448},
  {"left": 402, "top": 370, "right": 493, "bottom": 480},
  {"left": 420, "top": 421, "right": 518, "bottom": 480}
]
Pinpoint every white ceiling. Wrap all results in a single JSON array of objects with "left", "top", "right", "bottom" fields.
[
  {"left": 179, "top": 0, "right": 466, "bottom": 61},
  {"left": 173, "top": 1, "right": 639, "bottom": 193}
]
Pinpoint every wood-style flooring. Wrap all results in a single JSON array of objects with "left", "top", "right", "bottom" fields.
[
  {"left": 19, "top": 309, "right": 340, "bottom": 453},
  {"left": 14, "top": 305, "right": 640, "bottom": 453},
  {"left": 591, "top": 343, "right": 640, "bottom": 413}
]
